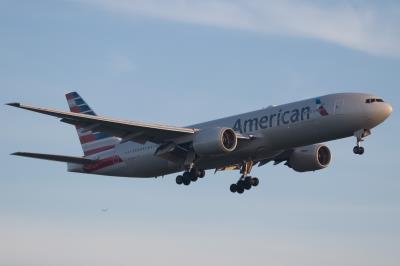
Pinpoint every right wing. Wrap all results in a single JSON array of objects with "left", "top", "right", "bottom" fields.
[{"left": 7, "top": 103, "right": 197, "bottom": 144}]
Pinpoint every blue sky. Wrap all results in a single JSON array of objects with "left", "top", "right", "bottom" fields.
[{"left": 1, "top": 1, "right": 399, "bottom": 265}]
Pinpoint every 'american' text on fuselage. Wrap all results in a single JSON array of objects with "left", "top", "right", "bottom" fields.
[{"left": 233, "top": 106, "right": 311, "bottom": 133}]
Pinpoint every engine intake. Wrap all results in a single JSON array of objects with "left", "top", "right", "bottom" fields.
[
  {"left": 193, "top": 127, "right": 238, "bottom": 156},
  {"left": 287, "top": 144, "right": 331, "bottom": 172}
]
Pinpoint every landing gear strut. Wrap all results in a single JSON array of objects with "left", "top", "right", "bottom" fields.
[
  {"left": 353, "top": 129, "right": 370, "bottom": 155},
  {"left": 230, "top": 161, "right": 259, "bottom": 194},
  {"left": 176, "top": 168, "right": 205, "bottom": 186}
]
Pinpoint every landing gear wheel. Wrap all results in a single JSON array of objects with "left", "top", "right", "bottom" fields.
[
  {"left": 353, "top": 146, "right": 365, "bottom": 155},
  {"left": 199, "top": 170, "right": 206, "bottom": 178},
  {"left": 190, "top": 168, "right": 198, "bottom": 177},
  {"left": 176, "top": 175, "right": 183, "bottom": 185},
  {"left": 244, "top": 177, "right": 252, "bottom": 190},
  {"left": 237, "top": 186, "right": 244, "bottom": 194},
  {"left": 251, "top": 177, "right": 259, "bottom": 187},
  {"left": 182, "top": 172, "right": 191, "bottom": 185},
  {"left": 190, "top": 175, "right": 198, "bottom": 182},
  {"left": 230, "top": 184, "right": 237, "bottom": 193},
  {"left": 183, "top": 178, "right": 191, "bottom": 186}
]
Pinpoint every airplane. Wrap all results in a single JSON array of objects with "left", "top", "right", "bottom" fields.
[{"left": 7, "top": 92, "right": 392, "bottom": 194}]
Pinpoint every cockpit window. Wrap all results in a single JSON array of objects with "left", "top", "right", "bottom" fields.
[{"left": 366, "top": 98, "right": 384, "bottom": 103}]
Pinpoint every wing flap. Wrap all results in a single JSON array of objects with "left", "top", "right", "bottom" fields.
[{"left": 11, "top": 152, "right": 95, "bottom": 164}]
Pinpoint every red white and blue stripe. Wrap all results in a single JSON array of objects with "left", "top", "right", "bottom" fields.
[{"left": 65, "top": 92, "right": 120, "bottom": 157}]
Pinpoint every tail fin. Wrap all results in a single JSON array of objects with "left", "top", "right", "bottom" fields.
[{"left": 66, "top": 92, "right": 120, "bottom": 157}]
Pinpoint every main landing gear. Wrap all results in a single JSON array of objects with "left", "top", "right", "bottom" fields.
[
  {"left": 176, "top": 168, "right": 205, "bottom": 186},
  {"left": 230, "top": 176, "right": 259, "bottom": 194},
  {"left": 230, "top": 161, "right": 259, "bottom": 194},
  {"left": 353, "top": 129, "right": 370, "bottom": 155}
]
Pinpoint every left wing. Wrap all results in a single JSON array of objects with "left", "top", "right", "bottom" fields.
[
  {"left": 11, "top": 152, "right": 95, "bottom": 164},
  {"left": 7, "top": 103, "right": 197, "bottom": 144}
]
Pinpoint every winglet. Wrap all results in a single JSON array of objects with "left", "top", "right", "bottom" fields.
[{"left": 6, "top": 102, "right": 21, "bottom": 107}]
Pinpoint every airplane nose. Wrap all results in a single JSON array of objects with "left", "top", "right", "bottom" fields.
[
  {"left": 375, "top": 103, "right": 392, "bottom": 123},
  {"left": 365, "top": 102, "right": 392, "bottom": 128},
  {"left": 384, "top": 103, "right": 393, "bottom": 119}
]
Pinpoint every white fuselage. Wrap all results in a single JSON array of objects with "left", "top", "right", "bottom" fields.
[{"left": 68, "top": 93, "right": 392, "bottom": 177}]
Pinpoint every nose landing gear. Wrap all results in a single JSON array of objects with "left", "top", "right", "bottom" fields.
[{"left": 353, "top": 129, "right": 370, "bottom": 155}]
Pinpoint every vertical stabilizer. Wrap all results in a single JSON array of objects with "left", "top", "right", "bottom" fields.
[{"left": 65, "top": 92, "right": 120, "bottom": 156}]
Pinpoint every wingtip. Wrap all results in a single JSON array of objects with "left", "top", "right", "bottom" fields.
[{"left": 6, "top": 102, "right": 21, "bottom": 107}]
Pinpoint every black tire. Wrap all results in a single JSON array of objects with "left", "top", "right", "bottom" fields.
[
  {"left": 358, "top": 146, "right": 365, "bottom": 155},
  {"left": 251, "top": 177, "right": 259, "bottom": 187},
  {"left": 183, "top": 178, "right": 191, "bottom": 186},
  {"left": 190, "top": 175, "right": 198, "bottom": 182},
  {"left": 190, "top": 168, "right": 198, "bottom": 176},
  {"left": 230, "top": 184, "right": 237, "bottom": 193},
  {"left": 176, "top": 175, "right": 183, "bottom": 185},
  {"left": 182, "top": 172, "right": 191, "bottom": 185},
  {"left": 237, "top": 180, "right": 245, "bottom": 194},
  {"left": 244, "top": 177, "right": 252, "bottom": 190},
  {"left": 353, "top": 146, "right": 360, "bottom": 154},
  {"left": 199, "top": 170, "right": 206, "bottom": 178}
]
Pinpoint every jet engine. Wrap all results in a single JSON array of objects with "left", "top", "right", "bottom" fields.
[
  {"left": 287, "top": 144, "right": 331, "bottom": 172},
  {"left": 193, "top": 127, "right": 238, "bottom": 156}
]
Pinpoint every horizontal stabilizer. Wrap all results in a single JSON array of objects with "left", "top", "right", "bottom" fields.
[{"left": 11, "top": 152, "right": 95, "bottom": 164}]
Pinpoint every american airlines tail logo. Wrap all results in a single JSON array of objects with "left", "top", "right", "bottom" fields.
[{"left": 316, "top": 98, "right": 329, "bottom": 116}]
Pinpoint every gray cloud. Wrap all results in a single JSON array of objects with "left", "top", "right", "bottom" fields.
[{"left": 80, "top": 0, "right": 400, "bottom": 57}]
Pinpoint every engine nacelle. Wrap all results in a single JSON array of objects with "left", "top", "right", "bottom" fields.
[
  {"left": 287, "top": 144, "right": 331, "bottom": 172},
  {"left": 193, "top": 127, "right": 238, "bottom": 156}
]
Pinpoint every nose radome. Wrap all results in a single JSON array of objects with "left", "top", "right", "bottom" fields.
[
  {"left": 384, "top": 103, "right": 393, "bottom": 118},
  {"left": 367, "top": 102, "right": 392, "bottom": 128}
]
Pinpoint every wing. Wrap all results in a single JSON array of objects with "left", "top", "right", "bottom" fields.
[
  {"left": 11, "top": 152, "right": 95, "bottom": 164},
  {"left": 257, "top": 149, "right": 294, "bottom": 167},
  {"left": 7, "top": 103, "right": 197, "bottom": 144}
]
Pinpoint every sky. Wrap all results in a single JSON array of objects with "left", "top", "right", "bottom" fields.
[{"left": 1, "top": 1, "right": 399, "bottom": 265}]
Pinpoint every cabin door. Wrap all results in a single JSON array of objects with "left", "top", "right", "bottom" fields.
[{"left": 334, "top": 99, "right": 345, "bottom": 115}]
